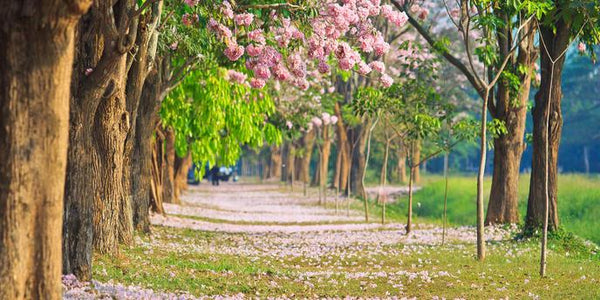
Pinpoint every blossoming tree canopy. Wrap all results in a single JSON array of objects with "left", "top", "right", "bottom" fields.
[{"left": 182, "top": 0, "right": 410, "bottom": 89}]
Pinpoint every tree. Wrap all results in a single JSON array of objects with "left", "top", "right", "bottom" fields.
[
  {"left": 526, "top": 0, "right": 599, "bottom": 233},
  {"left": 392, "top": 0, "right": 545, "bottom": 260},
  {"left": 526, "top": 0, "right": 599, "bottom": 277},
  {"left": 0, "top": 0, "right": 91, "bottom": 298}
]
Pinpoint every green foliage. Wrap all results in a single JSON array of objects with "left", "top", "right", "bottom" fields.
[{"left": 160, "top": 66, "right": 280, "bottom": 169}]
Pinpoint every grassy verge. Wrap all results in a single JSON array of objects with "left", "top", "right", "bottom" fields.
[
  {"left": 93, "top": 225, "right": 600, "bottom": 298},
  {"left": 363, "top": 174, "right": 600, "bottom": 245}
]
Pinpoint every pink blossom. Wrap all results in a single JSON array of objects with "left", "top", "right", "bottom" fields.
[
  {"left": 357, "top": 61, "right": 372, "bottom": 75},
  {"left": 248, "top": 29, "right": 266, "bottom": 44},
  {"left": 318, "top": 61, "right": 330, "bottom": 74},
  {"left": 234, "top": 13, "right": 254, "bottom": 26},
  {"left": 287, "top": 52, "right": 306, "bottom": 78},
  {"left": 330, "top": 115, "right": 339, "bottom": 124},
  {"left": 358, "top": 34, "right": 375, "bottom": 53},
  {"left": 410, "top": 4, "right": 420, "bottom": 13},
  {"left": 227, "top": 70, "right": 247, "bottom": 84},
  {"left": 369, "top": 61, "right": 385, "bottom": 73},
  {"left": 85, "top": 68, "right": 93, "bottom": 76},
  {"left": 381, "top": 73, "right": 393, "bottom": 88},
  {"left": 183, "top": 0, "right": 198, "bottom": 7},
  {"left": 418, "top": 8, "right": 429, "bottom": 20},
  {"left": 208, "top": 18, "right": 232, "bottom": 39},
  {"left": 294, "top": 78, "right": 310, "bottom": 90},
  {"left": 321, "top": 112, "right": 332, "bottom": 125},
  {"left": 450, "top": 8, "right": 460, "bottom": 18},
  {"left": 258, "top": 47, "right": 283, "bottom": 67},
  {"left": 373, "top": 33, "right": 390, "bottom": 56},
  {"left": 250, "top": 78, "right": 266, "bottom": 89},
  {"left": 169, "top": 42, "right": 178, "bottom": 50},
  {"left": 578, "top": 42, "right": 586, "bottom": 53},
  {"left": 221, "top": 1, "right": 234, "bottom": 19},
  {"left": 272, "top": 63, "right": 291, "bottom": 81},
  {"left": 286, "top": 121, "right": 293, "bottom": 129},
  {"left": 311, "top": 116, "right": 323, "bottom": 127},
  {"left": 246, "top": 44, "right": 263, "bottom": 57},
  {"left": 253, "top": 64, "right": 271, "bottom": 79},
  {"left": 224, "top": 43, "right": 244, "bottom": 61},
  {"left": 328, "top": 86, "right": 336, "bottom": 93}
]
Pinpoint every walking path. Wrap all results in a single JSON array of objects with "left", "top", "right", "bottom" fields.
[{"left": 64, "top": 181, "right": 519, "bottom": 299}]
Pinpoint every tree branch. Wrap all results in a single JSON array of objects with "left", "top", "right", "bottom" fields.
[
  {"left": 391, "top": 0, "right": 486, "bottom": 98},
  {"left": 236, "top": 2, "right": 302, "bottom": 11},
  {"left": 131, "top": 0, "right": 160, "bottom": 19}
]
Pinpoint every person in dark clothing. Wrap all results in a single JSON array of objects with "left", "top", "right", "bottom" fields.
[{"left": 210, "top": 166, "right": 220, "bottom": 186}]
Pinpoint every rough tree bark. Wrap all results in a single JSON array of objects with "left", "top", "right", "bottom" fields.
[
  {"left": 63, "top": 0, "right": 142, "bottom": 280},
  {"left": 283, "top": 142, "right": 296, "bottom": 185},
  {"left": 526, "top": 20, "right": 571, "bottom": 232},
  {"left": 162, "top": 127, "right": 180, "bottom": 204},
  {"left": 333, "top": 102, "right": 351, "bottom": 192},
  {"left": 349, "top": 120, "right": 370, "bottom": 199},
  {"left": 151, "top": 124, "right": 166, "bottom": 215},
  {"left": 174, "top": 152, "right": 191, "bottom": 199},
  {"left": 269, "top": 145, "right": 282, "bottom": 179},
  {"left": 123, "top": 1, "right": 162, "bottom": 232},
  {"left": 131, "top": 68, "right": 162, "bottom": 231},
  {"left": 297, "top": 130, "right": 316, "bottom": 185},
  {"left": 0, "top": 1, "right": 90, "bottom": 297},
  {"left": 485, "top": 20, "right": 536, "bottom": 225}
]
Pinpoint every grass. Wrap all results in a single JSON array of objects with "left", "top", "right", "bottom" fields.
[
  {"left": 93, "top": 225, "right": 600, "bottom": 299},
  {"left": 363, "top": 173, "right": 600, "bottom": 245}
]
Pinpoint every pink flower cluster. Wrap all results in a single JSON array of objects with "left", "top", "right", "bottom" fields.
[
  {"left": 235, "top": 13, "right": 254, "bottom": 26},
  {"left": 227, "top": 70, "right": 247, "bottom": 84},
  {"left": 206, "top": 0, "right": 409, "bottom": 89},
  {"left": 224, "top": 43, "right": 244, "bottom": 61},
  {"left": 380, "top": 5, "right": 409, "bottom": 26},
  {"left": 183, "top": 0, "right": 198, "bottom": 7}
]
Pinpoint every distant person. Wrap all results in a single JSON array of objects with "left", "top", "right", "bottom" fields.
[{"left": 210, "top": 166, "right": 220, "bottom": 186}]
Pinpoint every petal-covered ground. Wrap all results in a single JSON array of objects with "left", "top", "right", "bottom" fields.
[{"left": 64, "top": 182, "right": 600, "bottom": 299}]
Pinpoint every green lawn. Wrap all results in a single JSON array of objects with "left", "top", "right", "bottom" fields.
[
  {"left": 373, "top": 174, "right": 600, "bottom": 245},
  {"left": 94, "top": 226, "right": 600, "bottom": 299}
]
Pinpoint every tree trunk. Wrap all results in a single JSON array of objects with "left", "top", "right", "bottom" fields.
[
  {"left": 485, "top": 20, "right": 535, "bottom": 225},
  {"left": 162, "top": 127, "right": 178, "bottom": 204},
  {"left": 64, "top": 0, "right": 138, "bottom": 279},
  {"left": 333, "top": 102, "right": 351, "bottom": 192},
  {"left": 174, "top": 153, "right": 191, "bottom": 200},
  {"left": 379, "top": 140, "right": 391, "bottom": 223},
  {"left": 396, "top": 147, "right": 407, "bottom": 184},
  {"left": 151, "top": 127, "right": 166, "bottom": 214},
  {"left": 406, "top": 164, "right": 414, "bottom": 234},
  {"left": 350, "top": 121, "right": 370, "bottom": 199},
  {"left": 412, "top": 140, "right": 421, "bottom": 184},
  {"left": 526, "top": 21, "right": 571, "bottom": 232},
  {"left": 269, "top": 145, "right": 282, "bottom": 179},
  {"left": 298, "top": 130, "right": 316, "bottom": 185},
  {"left": 124, "top": 1, "right": 162, "bottom": 232},
  {"left": 311, "top": 159, "right": 320, "bottom": 187},
  {"left": 284, "top": 142, "right": 296, "bottom": 186},
  {"left": 0, "top": 1, "right": 89, "bottom": 297},
  {"left": 132, "top": 69, "right": 162, "bottom": 231},
  {"left": 320, "top": 125, "right": 332, "bottom": 201}
]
